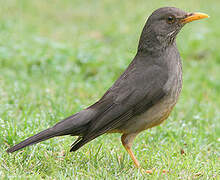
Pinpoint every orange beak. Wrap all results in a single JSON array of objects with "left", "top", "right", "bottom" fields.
[{"left": 181, "top": 12, "right": 209, "bottom": 24}]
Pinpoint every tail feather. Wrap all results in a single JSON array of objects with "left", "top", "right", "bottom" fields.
[
  {"left": 6, "top": 128, "right": 59, "bottom": 153},
  {"left": 6, "top": 105, "right": 102, "bottom": 153},
  {"left": 70, "top": 137, "right": 88, "bottom": 152}
]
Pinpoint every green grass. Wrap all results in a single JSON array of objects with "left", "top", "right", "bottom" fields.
[{"left": 0, "top": 0, "right": 219, "bottom": 179}]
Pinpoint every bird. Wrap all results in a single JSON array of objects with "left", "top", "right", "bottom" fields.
[{"left": 7, "top": 7, "right": 208, "bottom": 170}]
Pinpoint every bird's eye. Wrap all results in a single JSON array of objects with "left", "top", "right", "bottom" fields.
[{"left": 167, "top": 15, "right": 176, "bottom": 24}]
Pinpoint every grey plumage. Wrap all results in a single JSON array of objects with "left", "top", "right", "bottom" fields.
[{"left": 7, "top": 7, "right": 208, "bottom": 167}]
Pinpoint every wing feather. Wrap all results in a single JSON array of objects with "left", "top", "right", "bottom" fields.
[{"left": 70, "top": 62, "right": 168, "bottom": 151}]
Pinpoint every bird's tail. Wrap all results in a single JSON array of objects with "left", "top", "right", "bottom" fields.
[
  {"left": 6, "top": 111, "right": 90, "bottom": 153},
  {"left": 6, "top": 127, "right": 62, "bottom": 153},
  {"left": 6, "top": 103, "right": 104, "bottom": 153}
]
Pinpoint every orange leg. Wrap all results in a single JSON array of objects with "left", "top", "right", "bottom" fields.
[
  {"left": 121, "top": 133, "right": 154, "bottom": 174},
  {"left": 123, "top": 143, "right": 140, "bottom": 168},
  {"left": 121, "top": 133, "right": 140, "bottom": 168}
]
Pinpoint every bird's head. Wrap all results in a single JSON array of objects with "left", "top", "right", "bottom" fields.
[{"left": 138, "top": 7, "right": 209, "bottom": 52}]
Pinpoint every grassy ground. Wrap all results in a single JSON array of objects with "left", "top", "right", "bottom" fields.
[{"left": 0, "top": 0, "right": 219, "bottom": 179}]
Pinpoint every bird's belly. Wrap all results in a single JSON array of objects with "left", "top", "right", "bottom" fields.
[
  {"left": 135, "top": 97, "right": 176, "bottom": 131},
  {"left": 118, "top": 94, "right": 178, "bottom": 134}
]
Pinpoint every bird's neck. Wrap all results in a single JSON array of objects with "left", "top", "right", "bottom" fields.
[
  {"left": 137, "top": 29, "right": 176, "bottom": 54},
  {"left": 138, "top": 40, "right": 177, "bottom": 58}
]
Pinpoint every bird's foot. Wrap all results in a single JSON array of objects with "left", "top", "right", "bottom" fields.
[
  {"left": 141, "top": 168, "right": 169, "bottom": 174},
  {"left": 145, "top": 169, "right": 153, "bottom": 174}
]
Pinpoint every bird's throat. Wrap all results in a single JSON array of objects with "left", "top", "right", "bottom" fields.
[{"left": 138, "top": 31, "right": 177, "bottom": 54}]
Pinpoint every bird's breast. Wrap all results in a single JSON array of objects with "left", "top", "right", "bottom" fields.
[
  {"left": 118, "top": 50, "right": 183, "bottom": 134},
  {"left": 137, "top": 53, "right": 183, "bottom": 132}
]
